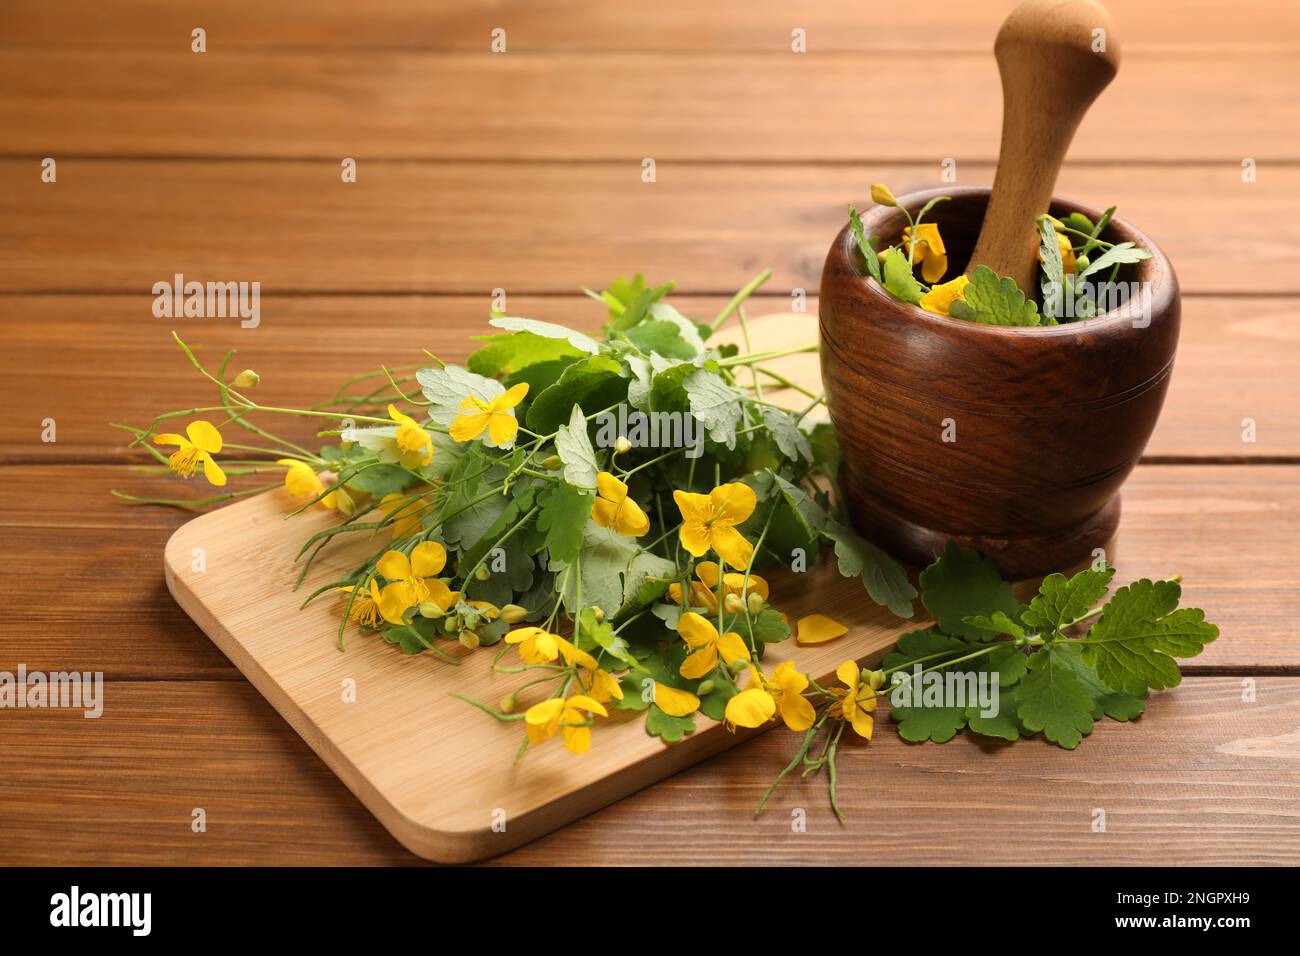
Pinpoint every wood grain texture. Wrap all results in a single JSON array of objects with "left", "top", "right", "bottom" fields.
[
  {"left": 2, "top": 677, "right": 1296, "bottom": 865},
  {"left": 1, "top": 464, "right": 1295, "bottom": 680},
  {"left": 4, "top": 0, "right": 1298, "bottom": 52},
  {"left": 2, "top": 162, "right": 1295, "bottom": 295},
  {"left": 3, "top": 51, "right": 1296, "bottom": 162},
  {"left": 966, "top": 0, "right": 1120, "bottom": 293},
  {"left": 3, "top": 295, "right": 1296, "bottom": 460}
]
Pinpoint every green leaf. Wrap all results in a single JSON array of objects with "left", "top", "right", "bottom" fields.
[
  {"left": 848, "top": 204, "right": 883, "bottom": 283},
  {"left": 761, "top": 407, "right": 812, "bottom": 463},
  {"left": 961, "top": 611, "right": 1024, "bottom": 640},
  {"left": 645, "top": 703, "right": 695, "bottom": 742},
  {"left": 1078, "top": 241, "right": 1153, "bottom": 279},
  {"left": 1078, "top": 578, "right": 1218, "bottom": 697},
  {"left": 623, "top": 319, "right": 696, "bottom": 360},
  {"left": 882, "top": 246, "right": 925, "bottom": 304},
  {"left": 1038, "top": 217, "right": 1067, "bottom": 321},
  {"left": 1016, "top": 646, "right": 1096, "bottom": 749},
  {"left": 550, "top": 523, "right": 675, "bottom": 620},
  {"left": 683, "top": 369, "right": 742, "bottom": 450},
  {"left": 697, "top": 680, "right": 738, "bottom": 721},
  {"left": 343, "top": 462, "right": 412, "bottom": 497},
  {"left": 1055, "top": 643, "right": 1146, "bottom": 722},
  {"left": 882, "top": 628, "right": 968, "bottom": 671},
  {"left": 919, "top": 542, "right": 1019, "bottom": 640},
  {"left": 526, "top": 355, "right": 627, "bottom": 434},
  {"left": 488, "top": 316, "right": 601, "bottom": 355},
  {"left": 965, "top": 685, "right": 1025, "bottom": 741},
  {"left": 825, "top": 518, "right": 917, "bottom": 619},
  {"left": 535, "top": 482, "right": 593, "bottom": 565},
  {"left": 950, "top": 265, "right": 1042, "bottom": 326},
  {"left": 467, "top": 331, "right": 585, "bottom": 378},
  {"left": 892, "top": 704, "right": 968, "bottom": 743},
  {"left": 554, "top": 404, "right": 599, "bottom": 489},
  {"left": 417, "top": 365, "right": 521, "bottom": 449},
  {"left": 1021, "top": 565, "right": 1114, "bottom": 634}
]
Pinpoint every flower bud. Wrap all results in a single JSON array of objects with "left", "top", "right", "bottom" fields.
[
  {"left": 474, "top": 566, "right": 491, "bottom": 581},
  {"left": 458, "top": 630, "right": 480, "bottom": 650},
  {"left": 499, "top": 692, "right": 518, "bottom": 714},
  {"left": 614, "top": 435, "right": 633, "bottom": 455},
  {"left": 591, "top": 606, "right": 605, "bottom": 623},
  {"left": 729, "top": 657, "right": 748, "bottom": 675},
  {"left": 1075, "top": 254, "right": 1090, "bottom": 272},
  {"left": 541, "top": 454, "right": 563, "bottom": 470},
  {"left": 724, "top": 594, "right": 745, "bottom": 615},
  {"left": 500, "top": 603, "right": 528, "bottom": 624},
  {"left": 695, "top": 679, "right": 715, "bottom": 697},
  {"left": 418, "top": 601, "right": 446, "bottom": 618},
  {"left": 746, "top": 592, "right": 765, "bottom": 615},
  {"left": 870, "top": 183, "right": 897, "bottom": 207},
  {"left": 867, "top": 669, "right": 886, "bottom": 691},
  {"left": 232, "top": 369, "right": 260, "bottom": 389}
]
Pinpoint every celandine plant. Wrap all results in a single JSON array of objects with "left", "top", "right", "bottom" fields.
[{"left": 120, "top": 269, "right": 1216, "bottom": 819}]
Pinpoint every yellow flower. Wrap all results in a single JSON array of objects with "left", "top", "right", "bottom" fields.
[
  {"left": 525, "top": 694, "right": 607, "bottom": 754},
  {"left": 902, "top": 222, "right": 948, "bottom": 283},
  {"left": 723, "top": 661, "right": 814, "bottom": 732},
  {"left": 668, "top": 561, "right": 770, "bottom": 613},
  {"left": 449, "top": 383, "right": 529, "bottom": 446},
  {"left": 378, "top": 492, "right": 428, "bottom": 540},
  {"left": 870, "top": 183, "right": 897, "bottom": 207},
  {"left": 1038, "top": 230, "right": 1077, "bottom": 274},
  {"left": 795, "top": 613, "right": 848, "bottom": 646},
  {"left": 505, "top": 626, "right": 599, "bottom": 669},
  {"left": 336, "top": 579, "right": 384, "bottom": 629},
  {"left": 653, "top": 681, "right": 701, "bottom": 717},
  {"left": 592, "top": 472, "right": 650, "bottom": 536},
  {"left": 919, "top": 274, "right": 971, "bottom": 317},
  {"left": 374, "top": 541, "right": 455, "bottom": 624},
  {"left": 153, "top": 420, "right": 226, "bottom": 486},
  {"left": 677, "top": 611, "right": 750, "bottom": 679},
  {"left": 277, "top": 459, "right": 337, "bottom": 509},
  {"left": 386, "top": 404, "right": 433, "bottom": 467},
  {"left": 672, "top": 482, "right": 756, "bottom": 569},
  {"left": 829, "top": 659, "right": 877, "bottom": 740},
  {"left": 579, "top": 666, "right": 625, "bottom": 705}
]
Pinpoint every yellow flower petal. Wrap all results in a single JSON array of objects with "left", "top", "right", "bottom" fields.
[
  {"left": 564, "top": 694, "right": 608, "bottom": 718},
  {"left": 449, "top": 410, "right": 489, "bottom": 443},
  {"left": 710, "top": 525, "right": 753, "bottom": 570},
  {"left": 185, "top": 419, "right": 223, "bottom": 453},
  {"left": 498, "top": 382, "right": 530, "bottom": 410},
  {"left": 836, "top": 659, "right": 860, "bottom": 689},
  {"left": 850, "top": 708, "right": 874, "bottom": 740},
  {"left": 562, "top": 724, "right": 593, "bottom": 754},
  {"left": 152, "top": 433, "right": 186, "bottom": 448},
  {"left": 410, "top": 540, "right": 447, "bottom": 578},
  {"left": 919, "top": 274, "right": 970, "bottom": 316},
  {"left": 376, "top": 550, "right": 413, "bottom": 582},
  {"left": 796, "top": 613, "right": 849, "bottom": 646},
  {"left": 376, "top": 580, "right": 415, "bottom": 625},
  {"left": 676, "top": 611, "right": 718, "bottom": 650},
  {"left": 596, "top": 471, "right": 628, "bottom": 502},
  {"left": 485, "top": 409, "right": 519, "bottom": 446},
  {"left": 680, "top": 646, "right": 717, "bottom": 680},
  {"left": 709, "top": 482, "right": 756, "bottom": 526},
  {"left": 653, "top": 682, "right": 701, "bottom": 717},
  {"left": 716, "top": 631, "right": 752, "bottom": 670},
  {"left": 201, "top": 453, "right": 227, "bottom": 487},
  {"left": 724, "top": 688, "right": 775, "bottom": 730}
]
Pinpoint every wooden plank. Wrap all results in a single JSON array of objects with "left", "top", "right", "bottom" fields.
[
  {"left": 1, "top": 161, "right": 1293, "bottom": 295},
  {"left": 1, "top": 677, "right": 1296, "bottom": 864},
  {"left": 1, "top": 464, "right": 1295, "bottom": 679},
  {"left": 4, "top": 51, "right": 1296, "bottom": 162},
  {"left": 4, "top": 0, "right": 1296, "bottom": 52},
  {"left": 2, "top": 295, "right": 1295, "bottom": 460}
]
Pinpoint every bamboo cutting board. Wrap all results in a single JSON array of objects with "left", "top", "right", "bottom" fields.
[{"left": 162, "top": 313, "right": 925, "bottom": 863}]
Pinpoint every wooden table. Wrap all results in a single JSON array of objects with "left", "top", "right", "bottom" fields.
[{"left": 2, "top": 0, "right": 1298, "bottom": 866}]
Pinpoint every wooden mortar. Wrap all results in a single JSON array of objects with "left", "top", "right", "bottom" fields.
[{"left": 818, "top": 187, "right": 1179, "bottom": 578}]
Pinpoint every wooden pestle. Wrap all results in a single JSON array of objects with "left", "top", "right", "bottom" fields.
[{"left": 966, "top": 0, "right": 1121, "bottom": 295}]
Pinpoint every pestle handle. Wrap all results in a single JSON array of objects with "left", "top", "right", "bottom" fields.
[{"left": 966, "top": 0, "right": 1120, "bottom": 295}]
